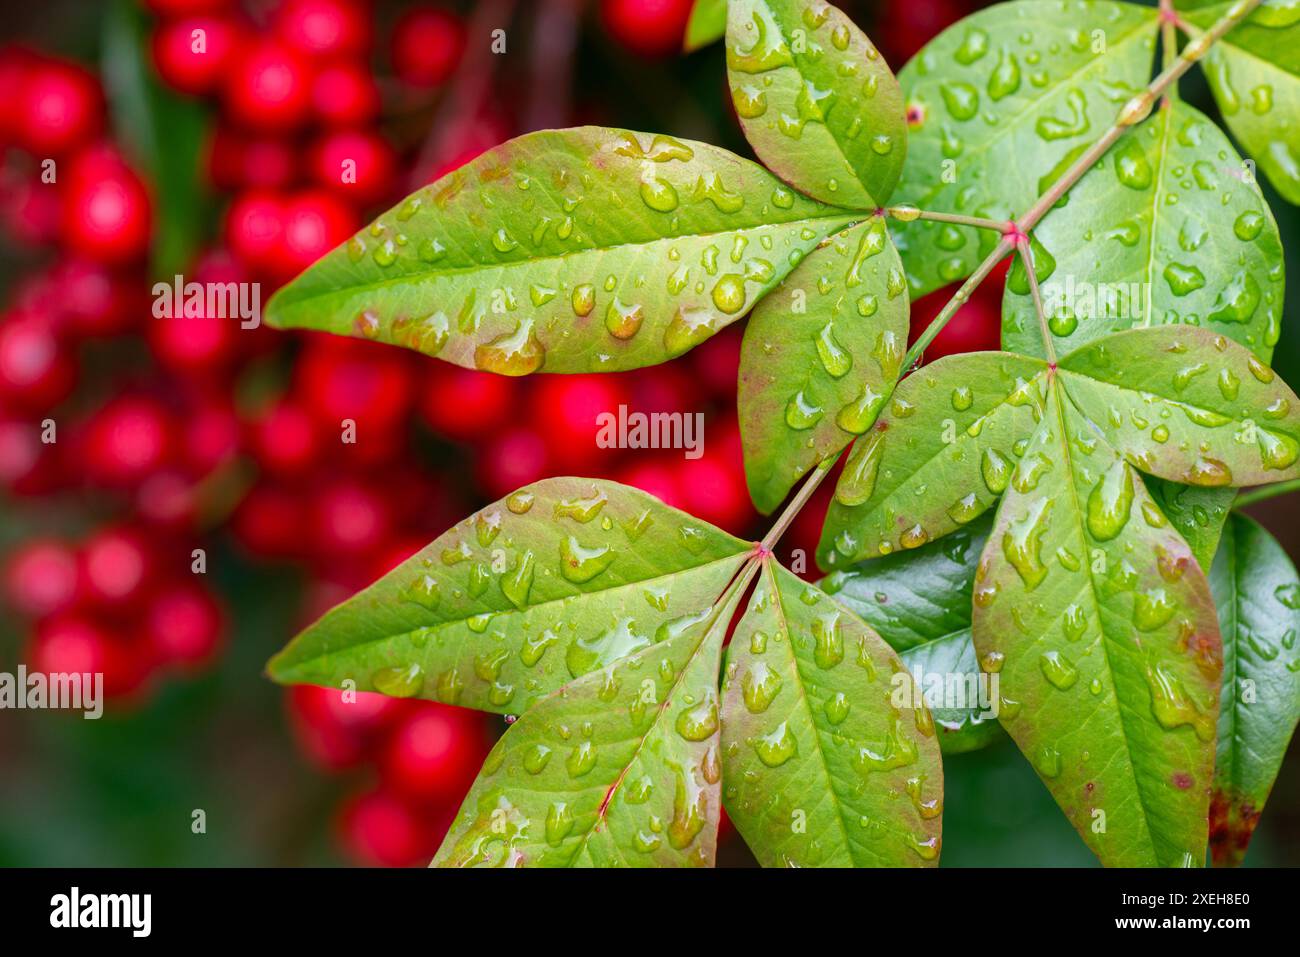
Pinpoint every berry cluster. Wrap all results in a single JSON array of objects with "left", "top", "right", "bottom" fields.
[{"left": 0, "top": 0, "right": 987, "bottom": 865}]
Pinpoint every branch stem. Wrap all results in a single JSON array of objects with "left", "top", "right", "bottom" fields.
[
  {"left": 885, "top": 207, "right": 1007, "bottom": 232},
  {"left": 1017, "top": 238, "right": 1058, "bottom": 364},
  {"left": 1234, "top": 479, "right": 1300, "bottom": 509},
  {"left": 760, "top": 456, "right": 836, "bottom": 552}
]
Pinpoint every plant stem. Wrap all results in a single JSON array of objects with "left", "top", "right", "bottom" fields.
[
  {"left": 760, "top": 455, "right": 836, "bottom": 552},
  {"left": 1233, "top": 479, "right": 1300, "bottom": 509},
  {"left": 755, "top": 0, "right": 1263, "bottom": 548},
  {"left": 1017, "top": 239, "right": 1058, "bottom": 364},
  {"left": 885, "top": 207, "right": 1007, "bottom": 232},
  {"left": 1159, "top": 0, "right": 1179, "bottom": 74}
]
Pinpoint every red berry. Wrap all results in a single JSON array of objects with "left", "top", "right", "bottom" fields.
[
  {"left": 311, "top": 477, "right": 393, "bottom": 556},
  {"left": 223, "top": 40, "right": 313, "bottom": 131},
  {"left": 689, "top": 323, "right": 742, "bottom": 399},
  {"left": 145, "top": 581, "right": 224, "bottom": 667},
  {"left": 476, "top": 428, "right": 549, "bottom": 499},
  {"left": 275, "top": 0, "right": 372, "bottom": 59},
  {"left": 62, "top": 146, "right": 152, "bottom": 264},
  {"left": 25, "top": 259, "right": 140, "bottom": 338},
  {"left": 80, "top": 525, "right": 153, "bottom": 609},
  {"left": 30, "top": 614, "right": 152, "bottom": 698},
  {"left": 208, "top": 126, "right": 297, "bottom": 191},
  {"left": 3, "top": 537, "right": 79, "bottom": 618},
  {"left": 184, "top": 399, "right": 241, "bottom": 474},
  {"left": 391, "top": 7, "right": 464, "bottom": 87},
  {"left": 0, "top": 415, "right": 63, "bottom": 494},
  {"left": 308, "top": 128, "right": 397, "bottom": 206},
  {"left": 232, "top": 482, "right": 309, "bottom": 559},
  {"left": 280, "top": 189, "right": 357, "bottom": 275},
  {"left": 617, "top": 457, "right": 684, "bottom": 509},
  {"left": 15, "top": 57, "right": 102, "bottom": 155},
  {"left": 151, "top": 16, "right": 243, "bottom": 96},
  {"left": 530, "top": 374, "right": 630, "bottom": 472},
  {"left": 224, "top": 190, "right": 284, "bottom": 272},
  {"left": 338, "top": 788, "right": 433, "bottom": 867},
  {"left": 145, "top": 0, "right": 234, "bottom": 14},
  {"left": 418, "top": 366, "right": 514, "bottom": 442},
  {"left": 1, "top": 172, "right": 63, "bottom": 245},
  {"left": 135, "top": 470, "right": 199, "bottom": 528},
  {"left": 600, "top": 0, "right": 694, "bottom": 58},
  {"left": 310, "top": 61, "right": 380, "bottom": 127},
  {"left": 676, "top": 418, "right": 754, "bottom": 532},
  {"left": 296, "top": 337, "right": 415, "bottom": 437},
  {"left": 380, "top": 705, "right": 489, "bottom": 800},
  {"left": 247, "top": 398, "right": 321, "bottom": 475},
  {"left": 81, "top": 394, "right": 175, "bottom": 487},
  {"left": 0, "top": 312, "right": 75, "bottom": 412}
]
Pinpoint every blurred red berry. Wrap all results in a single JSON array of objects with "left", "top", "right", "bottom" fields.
[
  {"left": 689, "top": 324, "right": 742, "bottom": 400},
  {"left": 297, "top": 337, "right": 414, "bottom": 437},
  {"left": 23, "top": 259, "right": 139, "bottom": 338},
  {"left": 380, "top": 705, "right": 489, "bottom": 800},
  {"left": 0, "top": 415, "right": 63, "bottom": 494},
  {"left": 183, "top": 399, "right": 240, "bottom": 474},
  {"left": 223, "top": 40, "right": 313, "bottom": 131},
  {"left": 224, "top": 190, "right": 284, "bottom": 272},
  {"left": 676, "top": 418, "right": 754, "bottom": 532},
  {"left": 30, "top": 614, "right": 151, "bottom": 698},
  {"left": 476, "top": 428, "right": 548, "bottom": 498},
  {"left": 308, "top": 128, "right": 396, "bottom": 207},
  {"left": 276, "top": 0, "right": 372, "bottom": 59},
  {"left": 135, "top": 469, "right": 199, "bottom": 528},
  {"left": 81, "top": 394, "right": 174, "bottom": 487},
  {"left": 247, "top": 398, "right": 321, "bottom": 475},
  {"left": 310, "top": 61, "right": 380, "bottom": 127},
  {"left": 311, "top": 477, "right": 393, "bottom": 556},
  {"left": 391, "top": 7, "right": 464, "bottom": 87},
  {"left": 62, "top": 146, "right": 152, "bottom": 264},
  {"left": 15, "top": 57, "right": 102, "bottom": 155},
  {"left": 232, "top": 482, "right": 309, "bottom": 559},
  {"left": 145, "top": 580, "right": 224, "bottom": 667},
  {"left": 0, "top": 313, "right": 75, "bottom": 411},
  {"left": 208, "top": 126, "right": 297, "bottom": 191},
  {"left": 2, "top": 173, "right": 63, "bottom": 245},
  {"left": 80, "top": 525, "right": 153, "bottom": 610},
  {"left": 339, "top": 788, "right": 433, "bottom": 867},
  {"left": 151, "top": 15, "right": 243, "bottom": 96},
  {"left": 3, "top": 537, "right": 79, "bottom": 618},
  {"left": 531, "top": 374, "right": 630, "bottom": 472},
  {"left": 280, "top": 189, "right": 357, "bottom": 274},
  {"left": 600, "top": 0, "right": 694, "bottom": 58},
  {"left": 145, "top": 0, "right": 234, "bottom": 14},
  {"left": 289, "top": 684, "right": 402, "bottom": 768},
  {"left": 418, "top": 365, "right": 514, "bottom": 442}
]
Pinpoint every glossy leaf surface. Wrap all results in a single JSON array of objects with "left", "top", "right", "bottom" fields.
[
  {"left": 720, "top": 561, "right": 944, "bottom": 865},
  {"left": 1207, "top": 512, "right": 1300, "bottom": 866},
  {"left": 434, "top": 588, "right": 741, "bottom": 866},
  {"left": 1002, "top": 99, "right": 1285, "bottom": 363},
  {"left": 264, "top": 128, "right": 856, "bottom": 373},
  {"left": 1182, "top": 0, "right": 1300, "bottom": 204},
  {"left": 740, "top": 216, "right": 909, "bottom": 514},
  {"left": 817, "top": 352, "right": 1048, "bottom": 569},
  {"left": 726, "top": 0, "right": 906, "bottom": 207},
  {"left": 267, "top": 478, "right": 750, "bottom": 716},
  {"left": 893, "top": 0, "right": 1159, "bottom": 297},
  {"left": 684, "top": 0, "right": 728, "bottom": 51},
  {"left": 972, "top": 377, "right": 1222, "bottom": 866},
  {"left": 822, "top": 512, "right": 1003, "bottom": 753}
]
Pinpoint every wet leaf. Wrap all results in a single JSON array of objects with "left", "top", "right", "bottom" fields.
[
  {"left": 821, "top": 512, "right": 1004, "bottom": 753},
  {"left": 739, "top": 216, "right": 908, "bottom": 514},
  {"left": 817, "top": 352, "right": 1049, "bottom": 569},
  {"left": 266, "top": 478, "right": 750, "bottom": 716},
  {"left": 1207, "top": 512, "right": 1300, "bottom": 866},
  {"left": 1145, "top": 481, "right": 1234, "bottom": 571},
  {"left": 434, "top": 586, "right": 741, "bottom": 866},
  {"left": 1059, "top": 326, "right": 1300, "bottom": 489},
  {"left": 684, "top": 0, "right": 728, "bottom": 51},
  {"left": 1181, "top": 0, "right": 1300, "bottom": 204},
  {"left": 725, "top": 0, "right": 906, "bottom": 208},
  {"left": 720, "top": 561, "right": 944, "bottom": 865},
  {"left": 264, "top": 128, "right": 856, "bottom": 373},
  {"left": 893, "top": 0, "right": 1159, "bottom": 297},
  {"left": 1002, "top": 99, "right": 1284, "bottom": 363},
  {"left": 972, "top": 376, "right": 1222, "bottom": 866}
]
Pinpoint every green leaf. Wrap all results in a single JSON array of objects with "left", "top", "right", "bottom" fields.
[
  {"left": 972, "top": 376, "right": 1222, "bottom": 867},
  {"left": 684, "top": 0, "right": 728, "bottom": 51},
  {"left": 1002, "top": 99, "right": 1285, "bottom": 363},
  {"left": 1144, "top": 480, "right": 1234, "bottom": 570},
  {"left": 817, "top": 351, "right": 1049, "bottom": 569},
  {"left": 102, "top": 0, "right": 209, "bottom": 277},
  {"left": 266, "top": 478, "right": 751, "bottom": 716},
  {"left": 822, "top": 513, "right": 1004, "bottom": 753},
  {"left": 739, "top": 216, "right": 909, "bottom": 513},
  {"left": 1181, "top": 0, "right": 1300, "bottom": 204},
  {"left": 720, "top": 561, "right": 944, "bottom": 865},
  {"left": 1058, "top": 325, "right": 1300, "bottom": 488},
  {"left": 893, "top": 0, "right": 1159, "bottom": 297},
  {"left": 725, "top": 0, "right": 905, "bottom": 208},
  {"left": 1207, "top": 512, "right": 1300, "bottom": 866},
  {"left": 264, "top": 128, "right": 856, "bottom": 373},
  {"left": 434, "top": 583, "right": 743, "bottom": 866}
]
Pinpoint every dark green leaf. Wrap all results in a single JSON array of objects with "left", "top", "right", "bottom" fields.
[
  {"left": 266, "top": 478, "right": 750, "bottom": 716},
  {"left": 972, "top": 375, "right": 1222, "bottom": 866},
  {"left": 264, "top": 128, "right": 856, "bottom": 373},
  {"left": 822, "top": 513, "right": 1004, "bottom": 753},
  {"left": 1145, "top": 480, "right": 1235, "bottom": 571},
  {"left": 739, "top": 216, "right": 909, "bottom": 513},
  {"left": 725, "top": 0, "right": 906, "bottom": 207},
  {"left": 1181, "top": 0, "right": 1300, "bottom": 204},
  {"left": 817, "top": 352, "right": 1049, "bottom": 569},
  {"left": 434, "top": 584, "right": 743, "bottom": 866},
  {"left": 893, "top": 0, "right": 1159, "bottom": 297},
  {"left": 720, "top": 561, "right": 944, "bottom": 865},
  {"left": 1207, "top": 512, "right": 1300, "bottom": 866}
]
